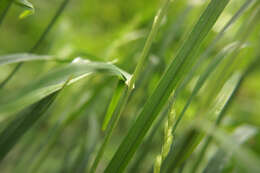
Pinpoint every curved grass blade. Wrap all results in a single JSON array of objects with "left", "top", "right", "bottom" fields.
[
  {"left": 104, "top": 1, "right": 230, "bottom": 171},
  {"left": 162, "top": 72, "right": 242, "bottom": 172},
  {"left": 0, "top": 0, "right": 70, "bottom": 89},
  {"left": 0, "top": 59, "right": 131, "bottom": 116},
  {"left": 15, "top": 0, "right": 34, "bottom": 19},
  {"left": 0, "top": 53, "right": 54, "bottom": 66}
]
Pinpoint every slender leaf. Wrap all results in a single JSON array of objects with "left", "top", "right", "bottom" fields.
[
  {"left": 0, "top": 0, "right": 70, "bottom": 88},
  {"left": 195, "top": 119, "right": 260, "bottom": 173},
  {"left": 0, "top": 0, "right": 14, "bottom": 26},
  {"left": 0, "top": 59, "right": 131, "bottom": 115},
  {"left": 102, "top": 81, "right": 125, "bottom": 131},
  {"left": 15, "top": 0, "right": 34, "bottom": 19},
  {"left": 0, "top": 91, "right": 58, "bottom": 162},
  {"left": 0, "top": 53, "right": 54, "bottom": 66},
  {"left": 203, "top": 125, "right": 257, "bottom": 173},
  {"left": 104, "top": 1, "right": 230, "bottom": 172}
]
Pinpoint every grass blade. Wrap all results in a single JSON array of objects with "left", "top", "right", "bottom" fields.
[
  {"left": 104, "top": 1, "right": 230, "bottom": 172},
  {"left": 0, "top": 0, "right": 70, "bottom": 88},
  {"left": 170, "top": 42, "right": 240, "bottom": 136},
  {"left": 89, "top": 0, "right": 172, "bottom": 172},
  {"left": 102, "top": 81, "right": 125, "bottom": 131},
  {"left": 15, "top": 0, "right": 34, "bottom": 19},
  {"left": 0, "top": 0, "right": 14, "bottom": 26},
  {"left": 203, "top": 125, "right": 257, "bottom": 173},
  {"left": 195, "top": 119, "right": 260, "bottom": 173},
  {"left": 0, "top": 91, "right": 58, "bottom": 162},
  {"left": 0, "top": 53, "right": 54, "bottom": 66},
  {"left": 0, "top": 59, "right": 131, "bottom": 115}
]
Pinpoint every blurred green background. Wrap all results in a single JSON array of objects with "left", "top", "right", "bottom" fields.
[{"left": 0, "top": 0, "right": 260, "bottom": 172}]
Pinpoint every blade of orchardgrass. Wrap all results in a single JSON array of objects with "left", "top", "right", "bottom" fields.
[
  {"left": 129, "top": 106, "right": 167, "bottom": 172},
  {"left": 162, "top": 6, "right": 260, "bottom": 172},
  {"left": 176, "top": 0, "right": 256, "bottom": 101},
  {"left": 204, "top": 3, "right": 260, "bottom": 106},
  {"left": 27, "top": 80, "right": 107, "bottom": 173},
  {"left": 196, "top": 0, "right": 255, "bottom": 63},
  {"left": 191, "top": 72, "right": 243, "bottom": 172},
  {"left": 192, "top": 51, "right": 260, "bottom": 172},
  {"left": 158, "top": 6, "right": 192, "bottom": 57},
  {"left": 67, "top": 118, "right": 90, "bottom": 173},
  {"left": 0, "top": 0, "right": 14, "bottom": 26},
  {"left": 0, "top": 76, "right": 71, "bottom": 162},
  {"left": 89, "top": 0, "right": 172, "bottom": 172},
  {"left": 71, "top": 116, "right": 99, "bottom": 173},
  {"left": 0, "top": 93, "right": 58, "bottom": 161},
  {"left": 130, "top": 3, "right": 249, "bottom": 169},
  {"left": 0, "top": 53, "right": 56, "bottom": 66},
  {"left": 89, "top": 85, "right": 128, "bottom": 173},
  {"left": 162, "top": 73, "right": 242, "bottom": 173},
  {"left": 0, "top": 59, "right": 131, "bottom": 116},
  {"left": 194, "top": 119, "right": 260, "bottom": 173},
  {"left": 15, "top": 0, "right": 34, "bottom": 19},
  {"left": 128, "top": 0, "right": 172, "bottom": 90},
  {"left": 0, "top": 0, "right": 70, "bottom": 89},
  {"left": 158, "top": 0, "right": 256, "bottom": 127},
  {"left": 149, "top": 43, "right": 239, "bottom": 172},
  {"left": 102, "top": 81, "right": 125, "bottom": 131},
  {"left": 170, "top": 42, "right": 240, "bottom": 136},
  {"left": 162, "top": 127, "right": 203, "bottom": 173},
  {"left": 11, "top": 76, "right": 98, "bottom": 172},
  {"left": 104, "top": 1, "right": 231, "bottom": 171},
  {"left": 203, "top": 125, "right": 257, "bottom": 173},
  {"left": 163, "top": 53, "right": 260, "bottom": 172}
]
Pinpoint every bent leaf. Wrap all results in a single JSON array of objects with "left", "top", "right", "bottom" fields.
[
  {"left": 104, "top": 1, "right": 230, "bottom": 172},
  {"left": 0, "top": 53, "right": 54, "bottom": 66},
  {"left": 15, "top": 0, "right": 34, "bottom": 19},
  {"left": 0, "top": 59, "right": 131, "bottom": 115}
]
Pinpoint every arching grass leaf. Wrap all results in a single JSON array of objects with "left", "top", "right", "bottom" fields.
[
  {"left": 104, "top": 1, "right": 230, "bottom": 172},
  {"left": 15, "top": 0, "right": 34, "bottom": 19},
  {"left": 0, "top": 53, "right": 54, "bottom": 66},
  {"left": 0, "top": 59, "right": 131, "bottom": 116}
]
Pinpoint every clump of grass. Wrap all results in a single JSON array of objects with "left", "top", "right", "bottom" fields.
[{"left": 0, "top": 0, "right": 260, "bottom": 173}]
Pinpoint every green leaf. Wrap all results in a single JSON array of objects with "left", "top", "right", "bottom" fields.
[
  {"left": 0, "top": 91, "right": 58, "bottom": 162},
  {"left": 195, "top": 119, "right": 260, "bottom": 173},
  {"left": 171, "top": 42, "right": 240, "bottom": 135},
  {"left": 0, "top": 59, "right": 131, "bottom": 116},
  {"left": 15, "top": 0, "right": 34, "bottom": 19},
  {"left": 0, "top": 53, "right": 54, "bottom": 66},
  {"left": 0, "top": 0, "right": 14, "bottom": 25},
  {"left": 102, "top": 81, "right": 125, "bottom": 131},
  {"left": 203, "top": 125, "right": 257, "bottom": 173},
  {"left": 104, "top": 1, "right": 230, "bottom": 172}
]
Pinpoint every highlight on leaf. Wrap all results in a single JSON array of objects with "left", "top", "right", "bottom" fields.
[{"left": 15, "top": 0, "right": 34, "bottom": 19}]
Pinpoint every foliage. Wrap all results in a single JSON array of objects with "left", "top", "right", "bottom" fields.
[{"left": 0, "top": 0, "right": 259, "bottom": 173}]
